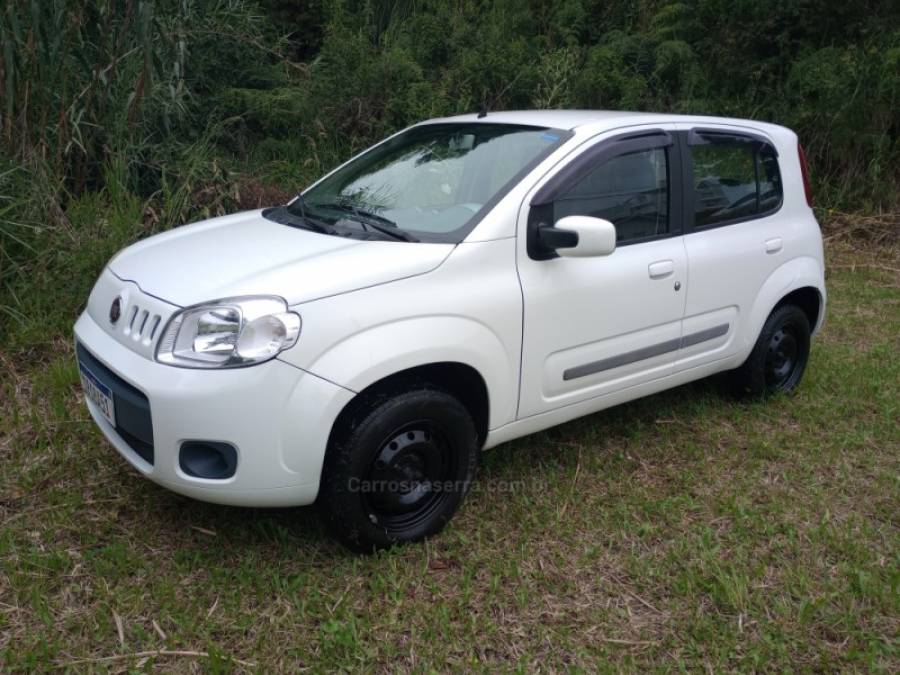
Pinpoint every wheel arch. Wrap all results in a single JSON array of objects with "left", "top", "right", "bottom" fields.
[
  {"left": 328, "top": 362, "right": 491, "bottom": 448},
  {"left": 774, "top": 286, "right": 823, "bottom": 333},
  {"left": 744, "top": 256, "right": 826, "bottom": 357},
  {"left": 304, "top": 315, "right": 517, "bottom": 433}
]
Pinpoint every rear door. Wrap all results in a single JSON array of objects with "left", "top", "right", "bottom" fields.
[
  {"left": 517, "top": 126, "right": 688, "bottom": 418},
  {"left": 675, "top": 126, "right": 786, "bottom": 371}
]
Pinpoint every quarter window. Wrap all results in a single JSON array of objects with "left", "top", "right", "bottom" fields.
[
  {"left": 690, "top": 133, "right": 782, "bottom": 228},
  {"left": 552, "top": 147, "right": 669, "bottom": 245}
]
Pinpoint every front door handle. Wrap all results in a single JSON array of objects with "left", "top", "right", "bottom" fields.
[
  {"left": 765, "top": 237, "right": 783, "bottom": 254},
  {"left": 648, "top": 259, "right": 674, "bottom": 279}
]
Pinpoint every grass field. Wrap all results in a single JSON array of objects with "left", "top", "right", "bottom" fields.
[{"left": 1, "top": 236, "right": 897, "bottom": 672}]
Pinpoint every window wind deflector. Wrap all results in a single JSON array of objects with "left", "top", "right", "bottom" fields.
[
  {"left": 618, "top": 129, "right": 674, "bottom": 142},
  {"left": 531, "top": 129, "right": 673, "bottom": 207},
  {"left": 688, "top": 128, "right": 778, "bottom": 156}
]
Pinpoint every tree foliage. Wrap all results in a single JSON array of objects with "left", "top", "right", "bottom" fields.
[{"left": 2, "top": 0, "right": 897, "bottom": 208}]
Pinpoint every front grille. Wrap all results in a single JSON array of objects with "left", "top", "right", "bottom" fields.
[
  {"left": 86, "top": 269, "right": 177, "bottom": 361},
  {"left": 122, "top": 301, "right": 162, "bottom": 348},
  {"left": 76, "top": 343, "right": 154, "bottom": 465}
]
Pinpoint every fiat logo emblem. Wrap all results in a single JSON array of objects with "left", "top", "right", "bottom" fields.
[{"left": 109, "top": 296, "right": 122, "bottom": 324}]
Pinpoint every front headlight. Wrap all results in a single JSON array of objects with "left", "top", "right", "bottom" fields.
[{"left": 156, "top": 296, "right": 301, "bottom": 368}]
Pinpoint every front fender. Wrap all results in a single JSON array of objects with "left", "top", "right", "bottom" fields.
[
  {"left": 304, "top": 315, "right": 517, "bottom": 429},
  {"left": 741, "top": 255, "right": 826, "bottom": 355}
]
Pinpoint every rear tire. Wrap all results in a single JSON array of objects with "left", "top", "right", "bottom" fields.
[
  {"left": 317, "top": 386, "right": 478, "bottom": 553},
  {"left": 729, "top": 304, "right": 811, "bottom": 397}
]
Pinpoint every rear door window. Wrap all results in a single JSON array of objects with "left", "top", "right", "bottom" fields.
[{"left": 689, "top": 132, "right": 782, "bottom": 228}]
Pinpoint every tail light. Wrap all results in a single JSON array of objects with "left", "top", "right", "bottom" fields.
[{"left": 798, "top": 142, "right": 813, "bottom": 207}]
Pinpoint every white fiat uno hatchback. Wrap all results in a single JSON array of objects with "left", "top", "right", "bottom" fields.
[{"left": 75, "top": 111, "right": 825, "bottom": 551}]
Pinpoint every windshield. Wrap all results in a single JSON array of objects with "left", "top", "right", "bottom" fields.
[{"left": 289, "top": 123, "right": 570, "bottom": 243}]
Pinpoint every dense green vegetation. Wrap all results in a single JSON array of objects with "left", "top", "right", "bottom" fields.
[{"left": 0, "top": 0, "right": 898, "bottom": 336}]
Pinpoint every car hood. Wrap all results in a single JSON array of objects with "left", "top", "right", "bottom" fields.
[{"left": 108, "top": 210, "right": 455, "bottom": 307}]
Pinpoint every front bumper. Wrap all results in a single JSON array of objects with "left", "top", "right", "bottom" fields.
[{"left": 74, "top": 310, "right": 354, "bottom": 507}]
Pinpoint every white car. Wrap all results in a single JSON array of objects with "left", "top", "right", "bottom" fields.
[{"left": 74, "top": 110, "right": 825, "bottom": 551}]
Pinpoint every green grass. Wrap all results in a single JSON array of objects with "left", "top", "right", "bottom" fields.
[{"left": 1, "top": 240, "right": 897, "bottom": 672}]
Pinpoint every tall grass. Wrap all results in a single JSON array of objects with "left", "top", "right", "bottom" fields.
[
  {"left": 0, "top": 1, "right": 283, "bottom": 339},
  {"left": 0, "top": 164, "right": 34, "bottom": 325},
  {"left": 0, "top": 1, "right": 188, "bottom": 192}
]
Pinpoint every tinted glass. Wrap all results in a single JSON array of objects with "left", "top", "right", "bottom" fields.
[
  {"left": 298, "top": 123, "right": 568, "bottom": 243},
  {"left": 553, "top": 147, "right": 669, "bottom": 244},
  {"left": 758, "top": 145, "right": 783, "bottom": 212},
  {"left": 691, "top": 135, "right": 783, "bottom": 227}
]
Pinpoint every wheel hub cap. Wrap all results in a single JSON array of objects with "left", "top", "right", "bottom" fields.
[
  {"left": 765, "top": 326, "right": 799, "bottom": 386},
  {"left": 367, "top": 427, "right": 446, "bottom": 515}
]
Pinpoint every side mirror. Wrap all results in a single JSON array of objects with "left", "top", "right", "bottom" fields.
[{"left": 538, "top": 216, "right": 617, "bottom": 258}]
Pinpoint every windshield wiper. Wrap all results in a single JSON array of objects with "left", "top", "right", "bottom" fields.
[
  {"left": 315, "top": 200, "right": 419, "bottom": 242},
  {"left": 286, "top": 194, "right": 341, "bottom": 235}
]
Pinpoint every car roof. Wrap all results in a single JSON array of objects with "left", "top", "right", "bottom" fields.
[
  {"left": 421, "top": 110, "right": 789, "bottom": 137},
  {"left": 423, "top": 110, "right": 654, "bottom": 129}
]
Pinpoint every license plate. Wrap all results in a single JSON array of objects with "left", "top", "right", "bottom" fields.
[{"left": 79, "top": 361, "right": 116, "bottom": 427}]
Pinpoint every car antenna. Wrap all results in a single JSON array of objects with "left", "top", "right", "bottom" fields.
[{"left": 477, "top": 102, "right": 487, "bottom": 118}]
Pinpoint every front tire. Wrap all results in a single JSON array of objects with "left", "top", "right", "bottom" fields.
[
  {"left": 317, "top": 386, "right": 478, "bottom": 553},
  {"left": 730, "top": 304, "right": 811, "bottom": 397}
]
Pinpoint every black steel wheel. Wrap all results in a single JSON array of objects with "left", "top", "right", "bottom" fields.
[
  {"left": 764, "top": 322, "right": 802, "bottom": 390},
  {"left": 318, "top": 385, "right": 478, "bottom": 552},
  {"left": 730, "top": 304, "right": 811, "bottom": 397},
  {"left": 364, "top": 421, "right": 458, "bottom": 529}
]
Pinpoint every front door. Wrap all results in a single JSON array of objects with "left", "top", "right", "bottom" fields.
[{"left": 517, "top": 127, "right": 688, "bottom": 418}]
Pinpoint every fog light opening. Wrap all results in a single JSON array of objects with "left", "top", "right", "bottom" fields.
[{"left": 179, "top": 441, "right": 238, "bottom": 479}]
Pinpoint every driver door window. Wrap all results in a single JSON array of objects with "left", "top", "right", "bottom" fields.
[{"left": 551, "top": 148, "right": 669, "bottom": 245}]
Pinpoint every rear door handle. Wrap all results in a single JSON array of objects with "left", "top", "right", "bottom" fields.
[
  {"left": 765, "top": 237, "right": 783, "bottom": 254},
  {"left": 648, "top": 260, "right": 674, "bottom": 279}
]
